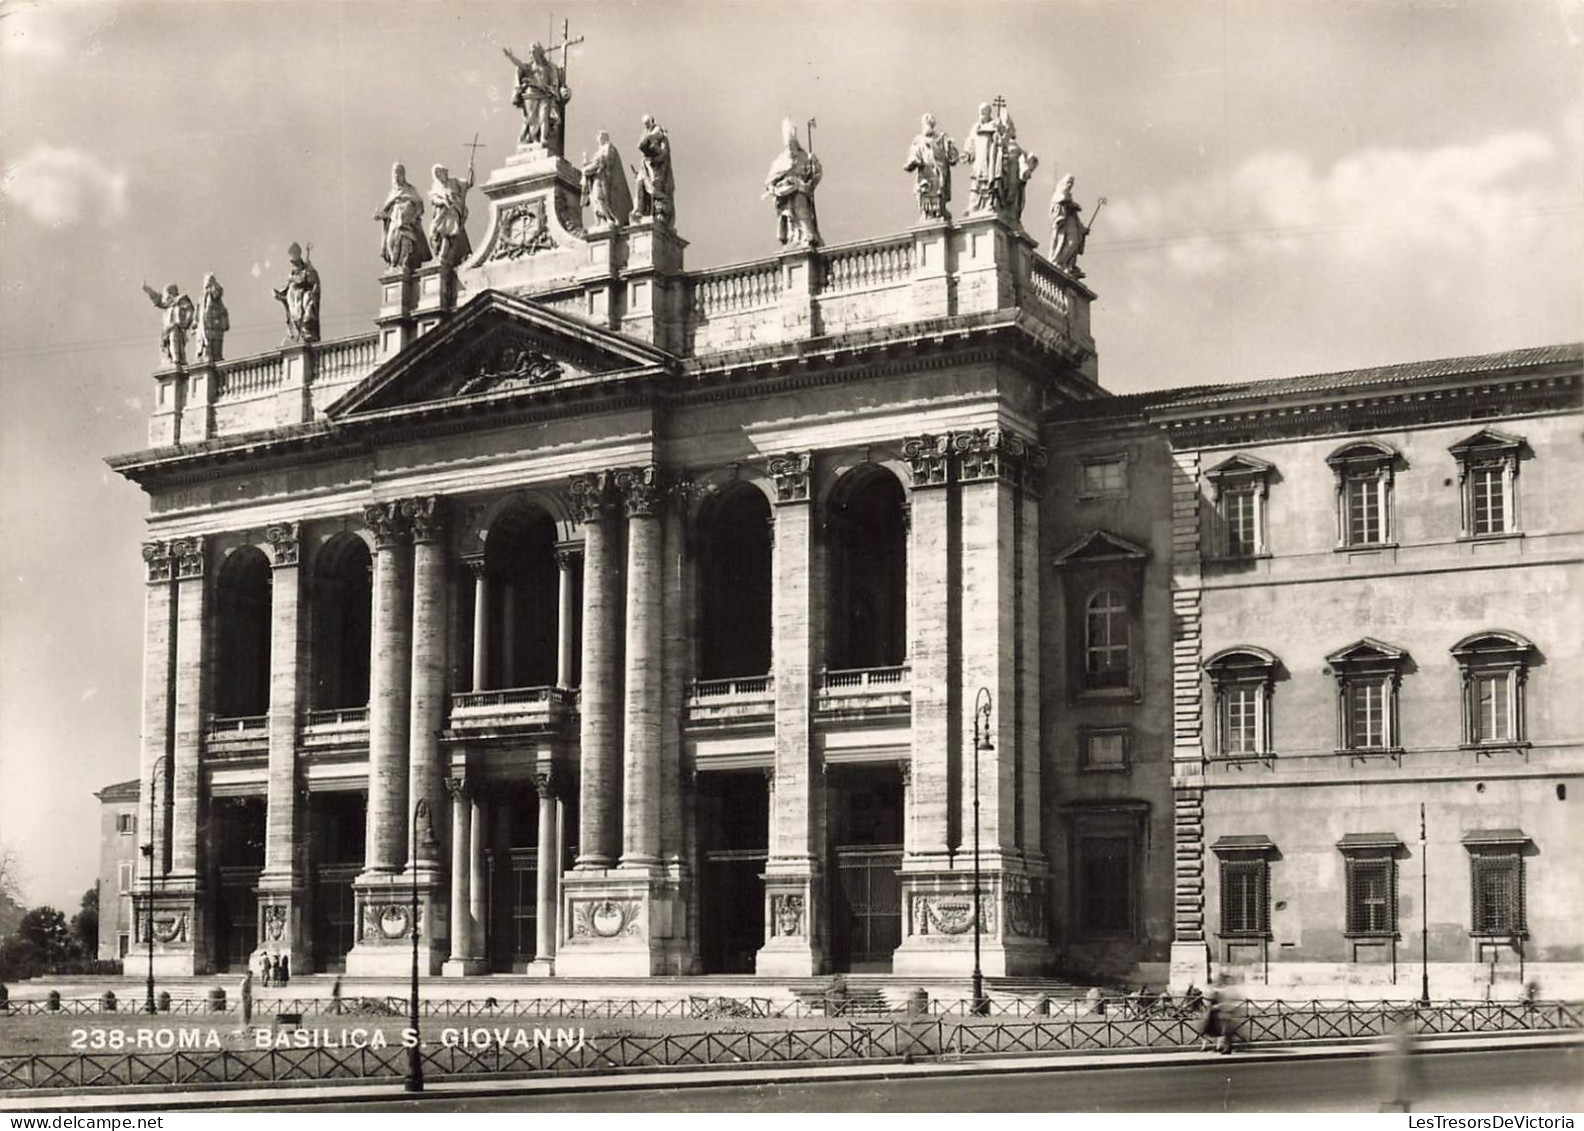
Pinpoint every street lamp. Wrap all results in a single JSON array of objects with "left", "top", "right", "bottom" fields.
[
  {"left": 1419, "top": 802, "right": 1430, "bottom": 1007},
  {"left": 407, "top": 797, "right": 430, "bottom": 1093},
  {"left": 141, "top": 757, "right": 169, "bottom": 1015},
  {"left": 971, "top": 687, "right": 993, "bottom": 1016}
]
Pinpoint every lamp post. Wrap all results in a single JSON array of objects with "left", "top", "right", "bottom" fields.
[
  {"left": 407, "top": 797, "right": 429, "bottom": 1093},
  {"left": 1419, "top": 802, "right": 1430, "bottom": 1007},
  {"left": 141, "top": 757, "right": 169, "bottom": 1015},
  {"left": 971, "top": 688, "right": 993, "bottom": 1016}
]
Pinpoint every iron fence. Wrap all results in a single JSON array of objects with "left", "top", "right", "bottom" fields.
[{"left": 1, "top": 1000, "right": 1577, "bottom": 1092}]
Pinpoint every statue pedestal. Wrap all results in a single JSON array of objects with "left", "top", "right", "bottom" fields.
[{"left": 620, "top": 221, "right": 687, "bottom": 351}]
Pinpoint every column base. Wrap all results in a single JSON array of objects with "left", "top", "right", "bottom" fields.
[
  {"left": 553, "top": 867, "right": 690, "bottom": 977},
  {"left": 1170, "top": 940, "right": 1211, "bottom": 993},
  {"left": 344, "top": 872, "right": 448, "bottom": 977},
  {"left": 527, "top": 956, "right": 557, "bottom": 977},
  {"left": 441, "top": 957, "right": 489, "bottom": 978},
  {"left": 131, "top": 885, "right": 211, "bottom": 977},
  {"left": 890, "top": 868, "right": 1052, "bottom": 978},
  {"left": 755, "top": 871, "right": 826, "bottom": 976}
]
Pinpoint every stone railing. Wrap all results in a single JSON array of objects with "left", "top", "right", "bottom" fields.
[
  {"left": 820, "top": 235, "right": 914, "bottom": 293},
  {"left": 450, "top": 686, "right": 562, "bottom": 711},
  {"left": 688, "top": 675, "right": 773, "bottom": 700},
  {"left": 303, "top": 707, "right": 369, "bottom": 727},
  {"left": 216, "top": 355, "right": 283, "bottom": 400},
  {"left": 314, "top": 334, "right": 379, "bottom": 387},
  {"left": 691, "top": 262, "right": 783, "bottom": 317},
  {"left": 1026, "top": 254, "right": 1073, "bottom": 315},
  {"left": 207, "top": 714, "right": 267, "bottom": 734},
  {"left": 820, "top": 665, "right": 910, "bottom": 691}
]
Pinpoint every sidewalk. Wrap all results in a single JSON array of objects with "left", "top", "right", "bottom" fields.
[{"left": 2, "top": 1029, "right": 1577, "bottom": 1111}]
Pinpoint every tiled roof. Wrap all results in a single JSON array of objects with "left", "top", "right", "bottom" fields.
[{"left": 1057, "top": 342, "right": 1582, "bottom": 423}]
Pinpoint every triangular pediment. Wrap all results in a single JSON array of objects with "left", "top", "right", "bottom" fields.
[
  {"left": 1448, "top": 427, "right": 1525, "bottom": 456},
  {"left": 1205, "top": 453, "right": 1274, "bottom": 480},
  {"left": 327, "top": 290, "right": 674, "bottom": 418},
  {"left": 1324, "top": 637, "right": 1408, "bottom": 666},
  {"left": 1053, "top": 529, "right": 1151, "bottom": 566}
]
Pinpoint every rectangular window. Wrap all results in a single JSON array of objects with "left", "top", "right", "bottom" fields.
[
  {"left": 1077, "top": 836, "right": 1134, "bottom": 935},
  {"left": 1081, "top": 457, "right": 1127, "bottom": 496},
  {"left": 1473, "top": 671, "right": 1513, "bottom": 743},
  {"left": 1470, "top": 465, "right": 1507, "bottom": 536},
  {"left": 1224, "top": 487, "right": 1258, "bottom": 556},
  {"left": 1082, "top": 728, "right": 1129, "bottom": 770},
  {"left": 119, "top": 933, "right": 130, "bottom": 958},
  {"left": 1470, "top": 852, "right": 1524, "bottom": 934},
  {"left": 1346, "top": 678, "right": 1388, "bottom": 749},
  {"left": 117, "top": 861, "right": 133, "bottom": 896},
  {"left": 1221, "top": 684, "right": 1261, "bottom": 755},
  {"left": 1346, "top": 475, "right": 1382, "bottom": 545},
  {"left": 116, "top": 813, "right": 136, "bottom": 835},
  {"left": 1345, "top": 855, "right": 1397, "bottom": 936},
  {"left": 1220, "top": 858, "right": 1270, "bottom": 937}
]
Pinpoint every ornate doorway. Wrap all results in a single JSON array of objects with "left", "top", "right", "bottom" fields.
[{"left": 827, "top": 764, "right": 904, "bottom": 972}]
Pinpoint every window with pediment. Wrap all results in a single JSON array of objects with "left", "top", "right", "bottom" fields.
[
  {"left": 1451, "top": 630, "right": 1534, "bottom": 748},
  {"left": 1204, "top": 647, "right": 1278, "bottom": 757},
  {"left": 1463, "top": 829, "right": 1529, "bottom": 937},
  {"left": 1205, "top": 455, "right": 1273, "bottom": 558},
  {"left": 1055, "top": 531, "right": 1149, "bottom": 699},
  {"left": 1450, "top": 429, "right": 1525, "bottom": 539},
  {"left": 1326, "top": 638, "right": 1410, "bottom": 754},
  {"left": 1213, "top": 835, "right": 1275, "bottom": 939},
  {"left": 1338, "top": 833, "right": 1401, "bottom": 938},
  {"left": 1326, "top": 441, "right": 1399, "bottom": 549}
]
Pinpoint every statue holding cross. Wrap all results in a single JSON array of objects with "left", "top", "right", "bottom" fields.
[
  {"left": 503, "top": 20, "right": 582, "bottom": 156},
  {"left": 964, "top": 96, "right": 1012, "bottom": 215}
]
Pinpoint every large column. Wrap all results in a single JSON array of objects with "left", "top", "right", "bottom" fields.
[
  {"left": 530, "top": 772, "right": 560, "bottom": 974},
  {"left": 571, "top": 473, "right": 621, "bottom": 868},
  {"left": 363, "top": 502, "right": 412, "bottom": 874},
  {"left": 468, "top": 797, "right": 488, "bottom": 958},
  {"left": 257, "top": 522, "right": 307, "bottom": 971},
  {"left": 466, "top": 557, "right": 489, "bottom": 691},
  {"left": 554, "top": 543, "right": 582, "bottom": 690},
  {"left": 404, "top": 498, "right": 448, "bottom": 973},
  {"left": 618, "top": 466, "right": 664, "bottom": 867},
  {"left": 442, "top": 776, "right": 483, "bottom": 976},
  {"left": 347, "top": 502, "right": 414, "bottom": 975},
  {"left": 165, "top": 536, "right": 209, "bottom": 972},
  {"left": 759, "top": 453, "right": 824, "bottom": 975}
]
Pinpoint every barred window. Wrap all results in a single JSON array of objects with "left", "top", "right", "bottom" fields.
[
  {"left": 1470, "top": 852, "right": 1525, "bottom": 935},
  {"left": 1220, "top": 858, "right": 1269, "bottom": 937},
  {"left": 1343, "top": 851, "right": 1398, "bottom": 937}
]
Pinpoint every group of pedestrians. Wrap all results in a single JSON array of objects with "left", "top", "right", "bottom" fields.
[{"left": 252, "top": 949, "right": 292, "bottom": 987}]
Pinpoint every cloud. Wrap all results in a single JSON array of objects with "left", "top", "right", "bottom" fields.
[
  {"left": 2, "top": 145, "right": 130, "bottom": 228},
  {"left": 1104, "top": 131, "right": 1559, "bottom": 276}
]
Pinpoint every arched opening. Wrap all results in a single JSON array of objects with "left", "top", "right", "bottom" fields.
[
  {"left": 696, "top": 484, "right": 772, "bottom": 681},
  {"left": 482, "top": 504, "right": 558, "bottom": 689},
  {"left": 310, "top": 534, "right": 372, "bottom": 710},
  {"left": 215, "top": 547, "right": 272, "bottom": 718},
  {"left": 826, "top": 466, "right": 907, "bottom": 671}
]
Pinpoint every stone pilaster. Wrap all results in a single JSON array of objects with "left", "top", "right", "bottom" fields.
[
  {"left": 554, "top": 542, "right": 582, "bottom": 689},
  {"left": 256, "top": 521, "right": 307, "bottom": 971},
  {"left": 618, "top": 465, "right": 665, "bottom": 867},
  {"left": 1169, "top": 449, "right": 1211, "bottom": 990},
  {"left": 758, "top": 452, "right": 825, "bottom": 975},
  {"left": 464, "top": 556, "right": 488, "bottom": 691},
  {"left": 163, "top": 535, "right": 208, "bottom": 973},
  {"left": 348, "top": 501, "right": 416, "bottom": 975},
  {"left": 136, "top": 541, "right": 189, "bottom": 975},
  {"left": 902, "top": 434, "right": 953, "bottom": 861},
  {"left": 571, "top": 472, "right": 622, "bottom": 868},
  {"left": 404, "top": 497, "right": 449, "bottom": 973}
]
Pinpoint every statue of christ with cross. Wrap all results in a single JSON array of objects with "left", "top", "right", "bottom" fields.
[{"left": 503, "top": 20, "right": 583, "bottom": 156}]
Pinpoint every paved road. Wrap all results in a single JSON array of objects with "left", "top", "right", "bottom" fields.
[{"left": 270, "top": 1047, "right": 1581, "bottom": 1112}]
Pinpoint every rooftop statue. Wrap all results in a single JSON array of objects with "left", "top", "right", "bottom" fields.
[
  {"left": 904, "top": 113, "right": 958, "bottom": 220},
  {"left": 374, "top": 163, "right": 431, "bottom": 270},
  {"left": 428, "top": 161, "right": 475, "bottom": 268},
  {"left": 580, "top": 130, "right": 633, "bottom": 231},
  {"left": 765, "top": 118, "right": 822, "bottom": 249},
  {"left": 273, "top": 242, "right": 321, "bottom": 344},
  {"left": 1049, "top": 174, "right": 1105, "bottom": 278},
  {"left": 630, "top": 114, "right": 675, "bottom": 228},
  {"left": 963, "top": 98, "right": 1036, "bottom": 221},
  {"left": 1002, "top": 117, "right": 1039, "bottom": 222},
  {"left": 195, "top": 274, "right": 230, "bottom": 363},
  {"left": 140, "top": 281, "right": 194, "bottom": 368},
  {"left": 504, "top": 24, "right": 580, "bottom": 156}
]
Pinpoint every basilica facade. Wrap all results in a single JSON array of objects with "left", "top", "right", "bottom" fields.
[{"left": 108, "top": 97, "right": 1583, "bottom": 995}]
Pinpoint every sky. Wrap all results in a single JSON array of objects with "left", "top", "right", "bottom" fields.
[{"left": 1, "top": 0, "right": 1580, "bottom": 913}]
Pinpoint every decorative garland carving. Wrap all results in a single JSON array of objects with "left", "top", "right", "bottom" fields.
[
  {"left": 570, "top": 898, "right": 643, "bottom": 939},
  {"left": 1005, "top": 890, "right": 1046, "bottom": 938},
  {"left": 767, "top": 451, "right": 812, "bottom": 503},
  {"left": 151, "top": 912, "right": 187, "bottom": 944},
  {"left": 910, "top": 893, "right": 995, "bottom": 936},
  {"left": 264, "top": 521, "right": 300, "bottom": 567}
]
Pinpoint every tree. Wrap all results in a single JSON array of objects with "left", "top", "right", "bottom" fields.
[
  {"left": 71, "top": 887, "right": 99, "bottom": 956},
  {"left": 17, "top": 906, "right": 73, "bottom": 964}
]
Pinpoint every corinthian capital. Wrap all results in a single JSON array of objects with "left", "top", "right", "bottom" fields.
[
  {"left": 615, "top": 464, "right": 666, "bottom": 518},
  {"left": 142, "top": 540, "right": 173, "bottom": 583},
  {"left": 264, "top": 521, "right": 301, "bottom": 567},
  {"left": 401, "top": 496, "right": 444, "bottom": 544},
  {"left": 363, "top": 502, "right": 408, "bottom": 549},
  {"left": 170, "top": 536, "right": 206, "bottom": 579},
  {"left": 767, "top": 451, "right": 813, "bottom": 504},
  {"left": 569, "top": 471, "right": 617, "bottom": 525},
  {"left": 901, "top": 434, "right": 951, "bottom": 488}
]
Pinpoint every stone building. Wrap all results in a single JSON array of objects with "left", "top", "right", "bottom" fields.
[
  {"left": 107, "top": 97, "right": 1583, "bottom": 994},
  {"left": 94, "top": 778, "right": 142, "bottom": 961}
]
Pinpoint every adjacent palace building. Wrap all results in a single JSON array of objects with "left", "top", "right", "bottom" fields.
[{"left": 105, "top": 99, "right": 1583, "bottom": 998}]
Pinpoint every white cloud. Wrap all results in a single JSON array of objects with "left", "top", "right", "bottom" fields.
[
  {"left": 0, "top": 4, "right": 67, "bottom": 60},
  {"left": 1105, "top": 131, "right": 1559, "bottom": 275},
  {"left": 2, "top": 145, "right": 130, "bottom": 228}
]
